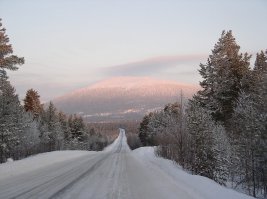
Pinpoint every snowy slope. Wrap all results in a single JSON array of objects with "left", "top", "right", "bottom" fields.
[
  {"left": 53, "top": 77, "right": 198, "bottom": 122},
  {"left": 0, "top": 130, "right": 254, "bottom": 199},
  {"left": 132, "top": 147, "right": 254, "bottom": 199}
]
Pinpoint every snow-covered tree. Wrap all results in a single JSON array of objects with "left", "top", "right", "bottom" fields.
[
  {"left": 186, "top": 100, "right": 230, "bottom": 185},
  {"left": 64, "top": 114, "right": 99, "bottom": 150},
  {"left": 69, "top": 114, "right": 86, "bottom": 141},
  {"left": 39, "top": 102, "right": 63, "bottom": 151},
  {"left": 229, "top": 52, "right": 267, "bottom": 197},
  {"left": 138, "top": 112, "right": 155, "bottom": 146},
  {"left": 254, "top": 50, "right": 267, "bottom": 74},
  {"left": 14, "top": 112, "right": 40, "bottom": 158},
  {"left": 231, "top": 91, "right": 266, "bottom": 197},
  {"left": 186, "top": 101, "right": 216, "bottom": 179},
  {"left": 0, "top": 80, "right": 23, "bottom": 162},
  {"left": 58, "top": 111, "right": 70, "bottom": 142},
  {"left": 212, "top": 124, "right": 231, "bottom": 185},
  {"left": 154, "top": 102, "right": 188, "bottom": 166},
  {"left": 195, "top": 30, "right": 251, "bottom": 124},
  {"left": 0, "top": 19, "right": 41, "bottom": 163}
]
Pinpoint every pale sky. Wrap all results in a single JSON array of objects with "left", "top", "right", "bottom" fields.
[{"left": 1, "top": 0, "right": 266, "bottom": 101}]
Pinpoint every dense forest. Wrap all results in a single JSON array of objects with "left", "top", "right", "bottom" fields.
[
  {"left": 138, "top": 31, "right": 267, "bottom": 198},
  {"left": 0, "top": 19, "right": 110, "bottom": 164}
]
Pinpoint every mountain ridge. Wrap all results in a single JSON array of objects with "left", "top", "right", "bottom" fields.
[{"left": 53, "top": 77, "right": 198, "bottom": 122}]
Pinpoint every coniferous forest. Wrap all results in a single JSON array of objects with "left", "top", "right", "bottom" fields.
[{"left": 138, "top": 31, "right": 267, "bottom": 198}]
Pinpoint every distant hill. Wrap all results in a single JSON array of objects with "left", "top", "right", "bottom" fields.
[{"left": 53, "top": 77, "right": 198, "bottom": 122}]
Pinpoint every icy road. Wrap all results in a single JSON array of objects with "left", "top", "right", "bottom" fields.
[{"left": 0, "top": 129, "right": 253, "bottom": 199}]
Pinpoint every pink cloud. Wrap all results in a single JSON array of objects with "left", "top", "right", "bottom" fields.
[{"left": 104, "top": 54, "right": 207, "bottom": 76}]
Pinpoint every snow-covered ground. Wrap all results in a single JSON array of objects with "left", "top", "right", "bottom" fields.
[
  {"left": 0, "top": 129, "right": 254, "bottom": 199},
  {"left": 132, "top": 147, "right": 254, "bottom": 199},
  {"left": 0, "top": 150, "right": 94, "bottom": 181}
]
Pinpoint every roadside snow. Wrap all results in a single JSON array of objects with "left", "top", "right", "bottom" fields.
[
  {"left": 132, "top": 147, "right": 254, "bottom": 199},
  {"left": 103, "top": 130, "right": 120, "bottom": 152},
  {"left": 0, "top": 131, "right": 121, "bottom": 182},
  {"left": 0, "top": 150, "right": 93, "bottom": 181}
]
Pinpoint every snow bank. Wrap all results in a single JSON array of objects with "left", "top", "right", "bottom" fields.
[
  {"left": 103, "top": 132, "right": 120, "bottom": 152},
  {"left": 132, "top": 147, "right": 254, "bottom": 199},
  {"left": 0, "top": 150, "right": 93, "bottom": 180},
  {"left": 0, "top": 132, "right": 122, "bottom": 181}
]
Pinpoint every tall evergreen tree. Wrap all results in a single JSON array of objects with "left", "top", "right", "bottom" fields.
[
  {"left": 39, "top": 102, "right": 63, "bottom": 151},
  {"left": 230, "top": 50, "right": 267, "bottom": 197},
  {"left": 58, "top": 111, "right": 70, "bottom": 141},
  {"left": 242, "top": 50, "right": 267, "bottom": 95},
  {"left": 69, "top": 114, "right": 86, "bottom": 141},
  {"left": 0, "top": 80, "right": 23, "bottom": 162},
  {"left": 186, "top": 101, "right": 216, "bottom": 180},
  {"left": 0, "top": 19, "right": 24, "bottom": 78},
  {"left": 186, "top": 100, "right": 230, "bottom": 185},
  {"left": 195, "top": 30, "right": 251, "bottom": 124},
  {"left": 0, "top": 19, "right": 25, "bottom": 163},
  {"left": 138, "top": 112, "right": 154, "bottom": 146},
  {"left": 23, "top": 89, "right": 43, "bottom": 119},
  {"left": 231, "top": 91, "right": 266, "bottom": 197},
  {"left": 254, "top": 50, "right": 267, "bottom": 74}
]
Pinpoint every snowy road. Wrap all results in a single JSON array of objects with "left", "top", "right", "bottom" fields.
[{"left": 0, "top": 129, "right": 253, "bottom": 199}]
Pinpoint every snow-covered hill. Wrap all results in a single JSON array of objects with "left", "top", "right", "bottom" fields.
[{"left": 53, "top": 77, "right": 198, "bottom": 122}]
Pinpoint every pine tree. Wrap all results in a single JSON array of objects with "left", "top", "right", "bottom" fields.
[
  {"left": 0, "top": 79, "right": 23, "bottom": 162},
  {"left": 0, "top": 19, "right": 28, "bottom": 162},
  {"left": 186, "top": 100, "right": 216, "bottom": 179},
  {"left": 39, "top": 102, "right": 63, "bottom": 151},
  {"left": 58, "top": 111, "right": 70, "bottom": 141},
  {"left": 138, "top": 112, "right": 154, "bottom": 146},
  {"left": 0, "top": 18, "right": 24, "bottom": 78},
  {"left": 195, "top": 30, "right": 251, "bottom": 124},
  {"left": 212, "top": 124, "right": 231, "bottom": 185},
  {"left": 155, "top": 102, "right": 187, "bottom": 165},
  {"left": 242, "top": 50, "right": 267, "bottom": 95},
  {"left": 254, "top": 50, "right": 267, "bottom": 74},
  {"left": 231, "top": 91, "right": 266, "bottom": 197},
  {"left": 261, "top": 74, "right": 267, "bottom": 198},
  {"left": 260, "top": 74, "right": 267, "bottom": 198},
  {"left": 64, "top": 114, "right": 89, "bottom": 150},
  {"left": 14, "top": 112, "right": 40, "bottom": 159},
  {"left": 71, "top": 114, "right": 86, "bottom": 141},
  {"left": 230, "top": 51, "right": 267, "bottom": 197},
  {"left": 23, "top": 89, "right": 43, "bottom": 119},
  {"left": 186, "top": 100, "right": 230, "bottom": 185}
]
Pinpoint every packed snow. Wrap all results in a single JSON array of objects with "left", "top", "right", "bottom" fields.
[
  {"left": 0, "top": 150, "right": 94, "bottom": 181},
  {"left": 0, "top": 129, "right": 254, "bottom": 199}
]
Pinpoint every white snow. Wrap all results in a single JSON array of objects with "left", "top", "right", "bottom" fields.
[
  {"left": 0, "top": 150, "right": 93, "bottom": 181},
  {"left": 132, "top": 147, "right": 254, "bottom": 199}
]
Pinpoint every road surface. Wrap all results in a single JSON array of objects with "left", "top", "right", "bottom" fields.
[{"left": 0, "top": 129, "right": 249, "bottom": 199}]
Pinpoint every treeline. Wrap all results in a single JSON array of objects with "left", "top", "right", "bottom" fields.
[
  {"left": 0, "top": 19, "right": 109, "bottom": 163},
  {"left": 138, "top": 31, "right": 267, "bottom": 198}
]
